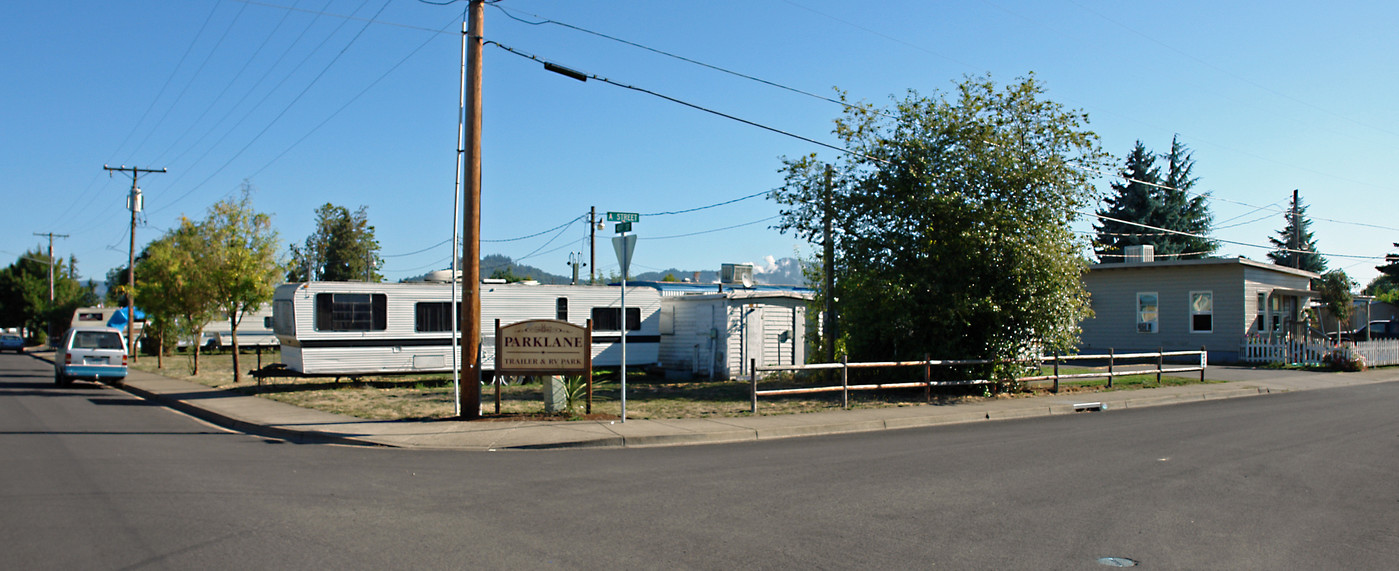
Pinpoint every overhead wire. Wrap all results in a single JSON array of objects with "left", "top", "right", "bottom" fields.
[{"left": 487, "top": 41, "right": 890, "bottom": 165}]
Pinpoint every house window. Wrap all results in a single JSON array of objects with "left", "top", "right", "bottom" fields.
[
  {"left": 415, "top": 302, "right": 459, "bottom": 332},
  {"left": 1256, "top": 292, "right": 1266, "bottom": 331},
  {"left": 556, "top": 297, "right": 568, "bottom": 321},
  {"left": 1190, "top": 291, "right": 1213, "bottom": 333},
  {"left": 315, "top": 293, "right": 387, "bottom": 331},
  {"left": 592, "top": 307, "right": 641, "bottom": 331},
  {"left": 1137, "top": 292, "right": 1158, "bottom": 333}
]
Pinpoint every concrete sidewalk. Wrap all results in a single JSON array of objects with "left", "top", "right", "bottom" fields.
[{"left": 36, "top": 351, "right": 1399, "bottom": 450}]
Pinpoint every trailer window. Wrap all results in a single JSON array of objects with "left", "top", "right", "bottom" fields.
[
  {"left": 592, "top": 307, "right": 640, "bottom": 331},
  {"left": 556, "top": 297, "right": 568, "bottom": 321},
  {"left": 273, "top": 300, "right": 295, "bottom": 336},
  {"left": 315, "top": 293, "right": 387, "bottom": 331},
  {"left": 415, "top": 302, "right": 461, "bottom": 332}
]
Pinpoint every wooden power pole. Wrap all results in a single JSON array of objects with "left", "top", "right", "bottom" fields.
[
  {"left": 104, "top": 164, "right": 166, "bottom": 360},
  {"left": 32, "top": 232, "right": 69, "bottom": 303},
  {"left": 458, "top": 0, "right": 484, "bottom": 419}
]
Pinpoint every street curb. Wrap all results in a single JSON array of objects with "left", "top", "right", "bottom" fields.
[
  {"left": 117, "top": 381, "right": 391, "bottom": 448},
  {"left": 28, "top": 351, "right": 389, "bottom": 448}
]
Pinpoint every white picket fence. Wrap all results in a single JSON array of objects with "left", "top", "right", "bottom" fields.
[
  {"left": 1350, "top": 339, "right": 1399, "bottom": 368},
  {"left": 1239, "top": 336, "right": 1399, "bottom": 367},
  {"left": 1238, "top": 336, "right": 1330, "bottom": 365}
]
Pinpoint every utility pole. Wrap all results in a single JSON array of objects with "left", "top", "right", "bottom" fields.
[
  {"left": 32, "top": 232, "right": 69, "bottom": 302},
  {"left": 589, "top": 206, "right": 597, "bottom": 285},
  {"left": 105, "top": 164, "right": 166, "bottom": 360},
  {"left": 458, "top": 0, "right": 484, "bottom": 419},
  {"left": 822, "top": 165, "right": 836, "bottom": 364},
  {"left": 1291, "top": 189, "right": 1301, "bottom": 269}
]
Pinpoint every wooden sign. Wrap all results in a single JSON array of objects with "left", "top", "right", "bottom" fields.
[{"left": 495, "top": 319, "right": 591, "bottom": 375}]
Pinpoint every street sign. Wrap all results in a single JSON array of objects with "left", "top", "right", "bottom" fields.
[
  {"left": 612, "top": 234, "right": 637, "bottom": 275},
  {"left": 614, "top": 222, "right": 632, "bottom": 233},
  {"left": 606, "top": 211, "right": 640, "bottom": 223}
]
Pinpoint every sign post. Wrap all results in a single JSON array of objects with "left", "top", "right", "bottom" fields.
[{"left": 609, "top": 211, "right": 639, "bottom": 422}]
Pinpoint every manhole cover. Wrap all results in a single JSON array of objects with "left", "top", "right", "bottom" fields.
[{"left": 1097, "top": 557, "right": 1138, "bottom": 567}]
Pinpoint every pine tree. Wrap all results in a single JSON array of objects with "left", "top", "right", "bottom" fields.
[
  {"left": 1266, "top": 190, "right": 1326, "bottom": 273},
  {"left": 1156, "top": 136, "right": 1216, "bottom": 259},
  {"left": 1376, "top": 243, "right": 1399, "bottom": 279},
  {"left": 1094, "top": 142, "right": 1162, "bottom": 262}
]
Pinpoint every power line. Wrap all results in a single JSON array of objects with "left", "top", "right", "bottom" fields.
[
  {"left": 639, "top": 189, "right": 771, "bottom": 217},
  {"left": 1082, "top": 210, "right": 1381, "bottom": 261},
  {"left": 644, "top": 215, "right": 781, "bottom": 240},
  {"left": 487, "top": 41, "right": 889, "bottom": 165}
]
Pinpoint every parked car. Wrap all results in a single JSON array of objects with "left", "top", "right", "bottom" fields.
[
  {"left": 1336, "top": 319, "right": 1399, "bottom": 342},
  {"left": 54, "top": 327, "right": 127, "bottom": 386},
  {"left": 0, "top": 333, "right": 23, "bottom": 353}
]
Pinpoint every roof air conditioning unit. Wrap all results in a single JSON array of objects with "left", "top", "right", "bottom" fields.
[
  {"left": 1124, "top": 245, "right": 1154, "bottom": 263},
  {"left": 720, "top": 263, "right": 755, "bottom": 287}
]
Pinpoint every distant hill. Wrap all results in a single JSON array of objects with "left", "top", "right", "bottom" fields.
[
  {"left": 633, "top": 257, "right": 811, "bottom": 286},
  {"left": 481, "top": 255, "right": 572, "bottom": 284}
]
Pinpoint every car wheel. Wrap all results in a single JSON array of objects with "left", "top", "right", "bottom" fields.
[{"left": 54, "top": 370, "right": 69, "bottom": 387}]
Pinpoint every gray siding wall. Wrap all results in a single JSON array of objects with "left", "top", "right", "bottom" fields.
[
  {"left": 658, "top": 297, "right": 725, "bottom": 378},
  {"left": 1081, "top": 264, "right": 1245, "bottom": 357}
]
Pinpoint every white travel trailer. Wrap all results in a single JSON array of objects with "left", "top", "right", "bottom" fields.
[
  {"left": 193, "top": 305, "right": 278, "bottom": 349},
  {"left": 271, "top": 280, "right": 662, "bottom": 375}
]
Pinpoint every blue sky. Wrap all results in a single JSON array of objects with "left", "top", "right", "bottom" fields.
[{"left": 3, "top": 0, "right": 1394, "bottom": 287}]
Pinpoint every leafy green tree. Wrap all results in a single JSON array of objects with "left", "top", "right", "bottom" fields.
[
  {"left": 1316, "top": 270, "right": 1355, "bottom": 338},
  {"left": 1266, "top": 191, "right": 1326, "bottom": 273},
  {"left": 288, "top": 203, "right": 380, "bottom": 282},
  {"left": 0, "top": 249, "right": 95, "bottom": 343},
  {"left": 200, "top": 186, "right": 283, "bottom": 382},
  {"left": 136, "top": 219, "right": 219, "bottom": 375},
  {"left": 772, "top": 75, "right": 1109, "bottom": 378}
]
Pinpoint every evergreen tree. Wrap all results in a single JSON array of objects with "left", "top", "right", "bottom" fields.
[
  {"left": 1156, "top": 136, "right": 1216, "bottom": 258},
  {"left": 1376, "top": 243, "right": 1399, "bottom": 279},
  {"left": 1266, "top": 191, "right": 1326, "bottom": 273},
  {"left": 1094, "top": 138, "right": 1216, "bottom": 262},
  {"left": 1094, "top": 142, "right": 1162, "bottom": 261}
]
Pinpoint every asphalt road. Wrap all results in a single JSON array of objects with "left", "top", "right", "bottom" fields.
[{"left": 3, "top": 351, "right": 1397, "bottom": 569}]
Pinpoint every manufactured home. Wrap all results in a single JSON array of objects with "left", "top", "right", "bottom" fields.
[
  {"left": 1079, "top": 256, "right": 1319, "bottom": 363},
  {"left": 656, "top": 289, "right": 813, "bottom": 380},
  {"left": 271, "top": 280, "right": 662, "bottom": 375}
]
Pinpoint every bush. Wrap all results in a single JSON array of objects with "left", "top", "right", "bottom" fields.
[{"left": 1323, "top": 349, "right": 1366, "bottom": 372}]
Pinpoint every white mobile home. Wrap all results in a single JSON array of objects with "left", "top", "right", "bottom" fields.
[
  {"left": 658, "top": 290, "right": 812, "bottom": 380},
  {"left": 271, "top": 281, "right": 662, "bottom": 375},
  {"left": 194, "top": 305, "right": 278, "bottom": 349}
]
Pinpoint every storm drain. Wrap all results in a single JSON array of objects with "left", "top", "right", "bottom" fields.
[
  {"left": 1097, "top": 556, "right": 1138, "bottom": 567},
  {"left": 1073, "top": 401, "right": 1106, "bottom": 412}
]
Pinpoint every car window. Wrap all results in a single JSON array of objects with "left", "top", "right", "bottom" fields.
[{"left": 73, "top": 331, "right": 123, "bottom": 350}]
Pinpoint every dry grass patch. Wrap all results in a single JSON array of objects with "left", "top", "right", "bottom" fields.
[{"left": 133, "top": 351, "right": 1214, "bottom": 421}]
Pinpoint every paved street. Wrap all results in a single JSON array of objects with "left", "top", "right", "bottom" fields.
[{"left": 3, "top": 351, "right": 1398, "bottom": 569}]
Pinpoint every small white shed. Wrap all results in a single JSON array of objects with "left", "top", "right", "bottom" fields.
[{"left": 658, "top": 290, "right": 812, "bottom": 380}]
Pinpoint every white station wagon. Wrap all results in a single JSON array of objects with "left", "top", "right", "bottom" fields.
[{"left": 55, "top": 327, "right": 128, "bottom": 386}]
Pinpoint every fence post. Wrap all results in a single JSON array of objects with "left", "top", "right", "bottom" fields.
[
  {"left": 1052, "top": 351, "right": 1060, "bottom": 394},
  {"left": 841, "top": 355, "right": 849, "bottom": 410},
  {"left": 1200, "top": 346, "right": 1207, "bottom": 383},
  {"left": 750, "top": 358, "right": 757, "bottom": 414},
  {"left": 1107, "top": 348, "right": 1114, "bottom": 388},
  {"left": 924, "top": 354, "right": 931, "bottom": 404},
  {"left": 1157, "top": 347, "right": 1164, "bottom": 386}
]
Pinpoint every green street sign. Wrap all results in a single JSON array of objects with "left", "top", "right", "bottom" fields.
[
  {"left": 614, "top": 222, "right": 632, "bottom": 233},
  {"left": 606, "top": 211, "right": 640, "bottom": 223}
]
